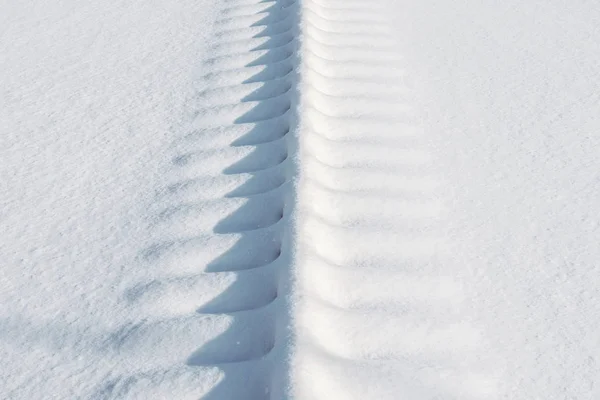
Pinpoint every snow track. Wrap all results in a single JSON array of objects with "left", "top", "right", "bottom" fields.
[
  {"left": 123, "top": 1, "right": 497, "bottom": 398},
  {"left": 122, "top": 0, "right": 298, "bottom": 398},
  {"left": 292, "top": 1, "right": 497, "bottom": 399}
]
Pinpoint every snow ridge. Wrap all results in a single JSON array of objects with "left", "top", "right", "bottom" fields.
[
  {"left": 291, "top": 1, "right": 498, "bottom": 399},
  {"left": 94, "top": 0, "right": 498, "bottom": 398},
  {"left": 120, "top": 0, "right": 299, "bottom": 398}
]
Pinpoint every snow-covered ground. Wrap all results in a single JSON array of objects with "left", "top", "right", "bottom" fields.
[
  {"left": 1, "top": 0, "right": 220, "bottom": 398},
  {"left": 2, "top": 0, "right": 600, "bottom": 399}
]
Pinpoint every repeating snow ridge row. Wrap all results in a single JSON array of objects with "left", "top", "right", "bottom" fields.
[
  {"left": 117, "top": 0, "right": 298, "bottom": 398},
  {"left": 291, "top": 1, "right": 498, "bottom": 399},
  {"left": 105, "top": 1, "right": 498, "bottom": 398}
]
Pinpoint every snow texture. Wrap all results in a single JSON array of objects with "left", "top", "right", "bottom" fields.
[{"left": 2, "top": 0, "right": 600, "bottom": 399}]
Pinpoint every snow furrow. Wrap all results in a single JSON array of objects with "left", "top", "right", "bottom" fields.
[{"left": 121, "top": 0, "right": 298, "bottom": 398}]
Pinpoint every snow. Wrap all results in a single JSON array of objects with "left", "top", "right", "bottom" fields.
[
  {"left": 1, "top": 0, "right": 220, "bottom": 398},
  {"left": 3, "top": 0, "right": 600, "bottom": 398},
  {"left": 393, "top": 0, "right": 600, "bottom": 398}
]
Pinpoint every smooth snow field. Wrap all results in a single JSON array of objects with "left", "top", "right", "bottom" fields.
[{"left": 2, "top": 0, "right": 600, "bottom": 399}]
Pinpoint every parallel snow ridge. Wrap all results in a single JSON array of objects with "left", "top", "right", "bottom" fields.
[
  {"left": 292, "top": 1, "right": 498, "bottom": 399},
  {"left": 115, "top": 0, "right": 298, "bottom": 398},
  {"left": 96, "top": 1, "right": 496, "bottom": 398}
]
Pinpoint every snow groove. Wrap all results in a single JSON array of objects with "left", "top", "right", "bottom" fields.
[
  {"left": 109, "top": 1, "right": 496, "bottom": 398},
  {"left": 292, "top": 1, "right": 497, "bottom": 399},
  {"left": 119, "top": 0, "right": 298, "bottom": 398}
]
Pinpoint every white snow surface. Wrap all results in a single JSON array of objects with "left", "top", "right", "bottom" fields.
[
  {"left": 2, "top": 0, "right": 600, "bottom": 399},
  {"left": 1, "top": 0, "right": 219, "bottom": 398}
]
